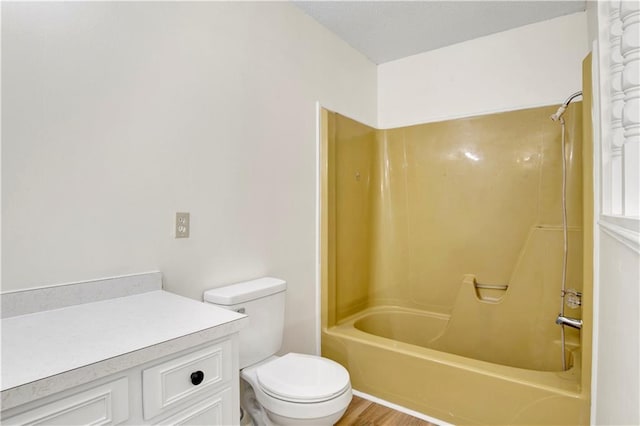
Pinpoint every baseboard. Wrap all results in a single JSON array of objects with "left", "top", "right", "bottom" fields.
[{"left": 352, "top": 389, "right": 453, "bottom": 426}]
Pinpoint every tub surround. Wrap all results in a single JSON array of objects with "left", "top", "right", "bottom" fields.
[
  {"left": 321, "top": 103, "right": 588, "bottom": 424},
  {"left": 326, "top": 105, "right": 583, "bottom": 320},
  {"left": 0, "top": 272, "right": 248, "bottom": 411}
]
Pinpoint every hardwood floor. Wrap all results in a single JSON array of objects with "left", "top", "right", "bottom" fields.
[{"left": 336, "top": 396, "right": 437, "bottom": 426}]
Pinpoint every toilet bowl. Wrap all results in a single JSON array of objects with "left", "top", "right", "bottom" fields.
[
  {"left": 204, "top": 277, "right": 352, "bottom": 425},
  {"left": 241, "top": 354, "right": 352, "bottom": 426}
]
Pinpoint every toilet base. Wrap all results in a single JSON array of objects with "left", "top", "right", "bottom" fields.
[{"left": 240, "top": 378, "right": 273, "bottom": 426}]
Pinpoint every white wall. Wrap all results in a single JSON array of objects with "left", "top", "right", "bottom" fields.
[
  {"left": 1, "top": 2, "right": 377, "bottom": 355},
  {"left": 594, "top": 231, "right": 639, "bottom": 425},
  {"left": 378, "top": 12, "right": 589, "bottom": 128},
  {"left": 587, "top": 2, "right": 640, "bottom": 424}
]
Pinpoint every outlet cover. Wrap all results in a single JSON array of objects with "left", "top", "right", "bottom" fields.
[{"left": 175, "top": 212, "right": 190, "bottom": 238}]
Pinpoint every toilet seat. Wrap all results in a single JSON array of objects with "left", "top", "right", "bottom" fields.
[
  {"left": 256, "top": 353, "right": 350, "bottom": 403},
  {"left": 241, "top": 355, "right": 353, "bottom": 424}
]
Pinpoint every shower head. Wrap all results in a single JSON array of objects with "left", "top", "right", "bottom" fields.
[
  {"left": 550, "top": 105, "right": 567, "bottom": 122},
  {"left": 550, "top": 91, "right": 583, "bottom": 122}
]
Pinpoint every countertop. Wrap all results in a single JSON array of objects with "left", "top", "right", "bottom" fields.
[{"left": 1, "top": 287, "right": 247, "bottom": 410}]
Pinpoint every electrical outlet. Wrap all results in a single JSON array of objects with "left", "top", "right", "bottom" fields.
[{"left": 175, "top": 212, "right": 190, "bottom": 238}]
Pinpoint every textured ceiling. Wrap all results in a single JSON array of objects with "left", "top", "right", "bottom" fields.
[{"left": 294, "top": 1, "right": 586, "bottom": 64}]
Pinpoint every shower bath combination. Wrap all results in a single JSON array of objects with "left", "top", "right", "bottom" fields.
[{"left": 321, "top": 98, "right": 589, "bottom": 424}]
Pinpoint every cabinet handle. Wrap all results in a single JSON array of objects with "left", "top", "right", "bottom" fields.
[{"left": 190, "top": 370, "right": 205, "bottom": 385}]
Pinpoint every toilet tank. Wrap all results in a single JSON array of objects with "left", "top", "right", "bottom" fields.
[{"left": 203, "top": 277, "right": 286, "bottom": 369}]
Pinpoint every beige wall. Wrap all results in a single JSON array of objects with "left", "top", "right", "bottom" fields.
[
  {"left": 1, "top": 2, "right": 377, "bottom": 355},
  {"left": 378, "top": 12, "right": 589, "bottom": 128}
]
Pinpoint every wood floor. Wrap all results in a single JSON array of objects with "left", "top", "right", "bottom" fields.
[{"left": 336, "top": 396, "right": 437, "bottom": 426}]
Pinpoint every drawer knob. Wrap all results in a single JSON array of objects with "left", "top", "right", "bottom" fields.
[{"left": 190, "top": 370, "right": 205, "bottom": 386}]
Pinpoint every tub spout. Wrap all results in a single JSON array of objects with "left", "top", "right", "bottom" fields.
[{"left": 556, "top": 314, "right": 583, "bottom": 330}]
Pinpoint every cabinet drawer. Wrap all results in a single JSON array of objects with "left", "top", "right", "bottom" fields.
[
  {"left": 156, "top": 387, "right": 232, "bottom": 426},
  {"left": 3, "top": 377, "right": 129, "bottom": 426},
  {"left": 142, "top": 340, "right": 232, "bottom": 419}
]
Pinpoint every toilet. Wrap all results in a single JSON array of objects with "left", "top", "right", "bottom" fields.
[{"left": 204, "top": 277, "right": 352, "bottom": 426}]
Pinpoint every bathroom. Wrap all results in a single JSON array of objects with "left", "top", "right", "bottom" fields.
[{"left": 1, "top": 1, "right": 638, "bottom": 425}]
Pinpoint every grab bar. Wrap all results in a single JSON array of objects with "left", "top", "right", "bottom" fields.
[
  {"left": 464, "top": 275, "right": 508, "bottom": 290},
  {"left": 474, "top": 283, "right": 509, "bottom": 290},
  {"left": 463, "top": 274, "right": 509, "bottom": 303}
]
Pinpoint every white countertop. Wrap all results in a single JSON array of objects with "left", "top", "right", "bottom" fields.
[{"left": 1, "top": 289, "right": 247, "bottom": 409}]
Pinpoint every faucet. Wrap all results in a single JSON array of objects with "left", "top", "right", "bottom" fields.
[{"left": 556, "top": 314, "right": 583, "bottom": 330}]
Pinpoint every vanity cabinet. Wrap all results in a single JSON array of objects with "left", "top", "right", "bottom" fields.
[
  {"left": 1, "top": 275, "right": 247, "bottom": 426},
  {"left": 2, "top": 377, "right": 130, "bottom": 425},
  {"left": 2, "top": 335, "right": 239, "bottom": 425}
]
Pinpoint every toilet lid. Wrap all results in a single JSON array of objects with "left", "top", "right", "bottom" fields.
[{"left": 256, "top": 353, "right": 350, "bottom": 403}]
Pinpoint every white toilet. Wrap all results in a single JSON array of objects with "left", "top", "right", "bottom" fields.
[{"left": 204, "top": 277, "right": 352, "bottom": 426}]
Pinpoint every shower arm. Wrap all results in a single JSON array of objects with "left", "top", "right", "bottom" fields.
[
  {"left": 550, "top": 91, "right": 583, "bottom": 122},
  {"left": 561, "top": 91, "right": 583, "bottom": 107}
]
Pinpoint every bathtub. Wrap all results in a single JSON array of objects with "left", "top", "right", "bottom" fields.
[{"left": 322, "top": 306, "right": 589, "bottom": 425}]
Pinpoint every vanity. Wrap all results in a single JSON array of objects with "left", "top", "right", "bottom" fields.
[{"left": 0, "top": 272, "right": 247, "bottom": 425}]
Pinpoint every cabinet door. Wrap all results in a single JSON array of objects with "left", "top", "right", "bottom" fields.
[
  {"left": 2, "top": 377, "right": 129, "bottom": 426},
  {"left": 156, "top": 387, "right": 232, "bottom": 426}
]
